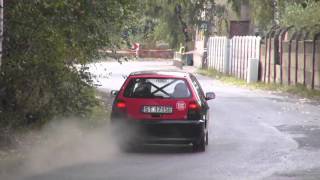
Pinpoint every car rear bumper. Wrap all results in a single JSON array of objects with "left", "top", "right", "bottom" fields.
[{"left": 111, "top": 119, "right": 205, "bottom": 144}]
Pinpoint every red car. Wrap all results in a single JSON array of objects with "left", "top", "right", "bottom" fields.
[{"left": 110, "top": 70, "right": 215, "bottom": 152}]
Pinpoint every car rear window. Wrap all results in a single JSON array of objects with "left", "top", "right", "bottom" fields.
[{"left": 123, "top": 78, "right": 191, "bottom": 99}]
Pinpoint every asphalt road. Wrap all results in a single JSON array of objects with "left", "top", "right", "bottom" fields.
[{"left": 7, "top": 60, "right": 320, "bottom": 180}]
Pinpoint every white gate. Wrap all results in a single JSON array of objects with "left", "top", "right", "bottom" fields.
[{"left": 207, "top": 36, "right": 261, "bottom": 80}]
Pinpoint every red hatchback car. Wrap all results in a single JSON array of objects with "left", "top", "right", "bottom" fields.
[{"left": 110, "top": 70, "right": 215, "bottom": 152}]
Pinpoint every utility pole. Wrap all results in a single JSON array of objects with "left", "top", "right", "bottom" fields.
[
  {"left": 0, "top": 0, "right": 3, "bottom": 69},
  {"left": 272, "top": 0, "right": 280, "bottom": 26}
]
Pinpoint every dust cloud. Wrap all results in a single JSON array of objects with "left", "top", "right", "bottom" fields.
[{"left": 16, "top": 118, "right": 122, "bottom": 178}]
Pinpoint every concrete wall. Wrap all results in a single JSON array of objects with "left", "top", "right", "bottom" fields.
[
  {"left": 297, "top": 41, "right": 305, "bottom": 85},
  {"left": 262, "top": 38, "right": 320, "bottom": 90},
  {"left": 315, "top": 40, "right": 320, "bottom": 90},
  {"left": 260, "top": 44, "right": 266, "bottom": 81},
  {"left": 138, "top": 49, "right": 174, "bottom": 59},
  {"left": 305, "top": 41, "right": 314, "bottom": 89},
  {"left": 269, "top": 39, "right": 276, "bottom": 83}
]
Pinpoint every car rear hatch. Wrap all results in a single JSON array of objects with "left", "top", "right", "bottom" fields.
[
  {"left": 120, "top": 77, "right": 195, "bottom": 121},
  {"left": 125, "top": 98, "right": 192, "bottom": 120}
]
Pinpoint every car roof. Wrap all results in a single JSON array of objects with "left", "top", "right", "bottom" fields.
[{"left": 129, "top": 70, "right": 191, "bottom": 78}]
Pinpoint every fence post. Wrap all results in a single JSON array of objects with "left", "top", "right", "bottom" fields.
[
  {"left": 207, "top": 37, "right": 211, "bottom": 69},
  {"left": 303, "top": 31, "right": 310, "bottom": 86},
  {"left": 312, "top": 32, "right": 320, "bottom": 89},
  {"left": 223, "top": 38, "right": 230, "bottom": 74},
  {"left": 235, "top": 36, "right": 239, "bottom": 78},
  {"left": 244, "top": 36, "right": 249, "bottom": 80},
  {"left": 247, "top": 58, "right": 259, "bottom": 83},
  {"left": 229, "top": 38, "right": 233, "bottom": 75}
]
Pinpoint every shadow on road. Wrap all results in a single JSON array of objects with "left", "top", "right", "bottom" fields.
[
  {"left": 265, "top": 167, "right": 320, "bottom": 180},
  {"left": 276, "top": 125, "right": 320, "bottom": 150},
  {"left": 23, "top": 145, "right": 201, "bottom": 180},
  {"left": 124, "top": 144, "right": 195, "bottom": 154}
]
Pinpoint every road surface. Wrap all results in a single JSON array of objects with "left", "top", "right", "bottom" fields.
[{"left": 5, "top": 60, "right": 320, "bottom": 180}]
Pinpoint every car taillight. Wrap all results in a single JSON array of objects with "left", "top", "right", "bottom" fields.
[
  {"left": 188, "top": 102, "right": 199, "bottom": 110},
  {"left": 116, "top": 101, "right": 126, "bottom": 109},
  {"left": 111, "top": 100, "right": 127, "bottom": 121},
  {"left": 188, "top": 101, "right": 201, "bottom": 120}
]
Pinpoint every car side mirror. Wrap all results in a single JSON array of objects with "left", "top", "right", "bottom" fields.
[
  {"left": 205, "top": 92, "right": 215, "bottom": 100},
  {"left": 110, "top": 90, "right": 119, "bottom": 96}
]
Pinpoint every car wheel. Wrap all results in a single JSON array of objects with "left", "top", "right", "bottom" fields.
[
  {"left": 120, "top": 142, "right": 140, "bottom": 153},
  {"left": 193, "top": 135, "right": 206, "bottom": 152},
  {"left": 205, "top": 132, "right": 209, "bottom": 146}
]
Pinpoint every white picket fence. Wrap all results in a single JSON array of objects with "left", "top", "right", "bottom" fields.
[
  {"left": 207, "top": 37, "right": 229, "bottom": 73},
  {"left": 207, "top": 36, "right": 261, "bottom": 80}
]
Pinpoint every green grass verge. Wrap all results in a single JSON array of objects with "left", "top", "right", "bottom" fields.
[{"left": 198, "top": 68, "right": 320, "bottom": 100}]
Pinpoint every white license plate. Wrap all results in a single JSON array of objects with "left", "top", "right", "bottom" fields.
[{"left": 142, "top": 106, "right": 173, "bottom": 114}]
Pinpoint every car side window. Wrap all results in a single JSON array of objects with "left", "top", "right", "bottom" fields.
[{"left": 190, "top": 76, "right": 206, "bottom": 103}]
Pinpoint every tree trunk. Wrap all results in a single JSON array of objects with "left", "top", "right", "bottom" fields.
[
  {"left": 175, "top": 4, "right": 190, "bottom": 50},
  {"left": 0, "top": 0, "right": 3, "bottom": 69}
]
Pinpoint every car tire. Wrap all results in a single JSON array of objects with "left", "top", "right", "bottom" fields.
[
  {"left": 205, "top": 132, "right": 209, "bottom": 146},
  {"left": 193, "top": 135, "right": 206, "bottom": 152},
  {"left": 120, "top": 142, "right": 139, "bottom": 153}
]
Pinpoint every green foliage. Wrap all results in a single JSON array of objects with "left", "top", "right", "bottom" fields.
[
  {"left": 281, "top": 1, "right": 320, "bottom": 32},
  {"left": 134, "top": 0, "right": 216, "bottom": 49},
  {"left": 250, "top": 0, "right": 274, "bottom": 30},
  {"left": 151, "top": 21, "right": 184, "bottom": 48},
  {"left": 227, "top": 0, "right": 274, "bottom": 30},
  {"left": 0, "top": 0, "right": 140, "bottom": 128},
  {"left": 227, "top": 0, "right": 319, "bottom": 32},
  {"left": 227, "top": 0, "right": 248, "bottom": 14}
]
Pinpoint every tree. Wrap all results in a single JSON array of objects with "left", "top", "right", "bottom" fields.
[
  {"left": 0, "top": 0, "right": 141, "bottom": 127},
  {"left": 227, "top": 0, "right": 314, "bottom": 32},
  {"left": 135, "top": 0, "right": 216, "bottom": 49},
  {"left": 227, "top": 0, "right": 273, "bottom": 30},
  {"left": 0, "top": 0, "right": 3, "bottom": 68},
  {"left": 281, "top": 1, "right": 320, "bottom": 33}
]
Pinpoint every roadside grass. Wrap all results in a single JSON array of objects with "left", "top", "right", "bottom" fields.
[{"left": 198, "top": 68, "right": 320, "bottom": 100}]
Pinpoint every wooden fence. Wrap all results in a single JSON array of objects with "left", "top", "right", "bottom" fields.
[
  {"left": 230, "top": 36, "right": 261, "bottom": 79},
  {"left": 207, "top": 36, "right": 261, "bottom": 80},
  {"left": 206, "top": 34, "right": 320, "bottom": 90},
  {"left": 207, "top": 37, "right": 229, "bottom": 73}
]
